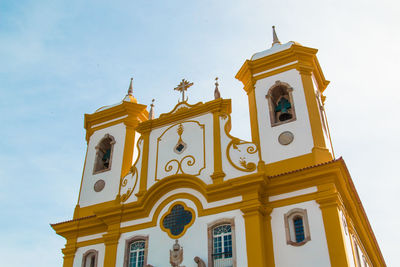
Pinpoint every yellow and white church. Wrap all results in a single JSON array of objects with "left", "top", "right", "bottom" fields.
[{"left": 52, "top": 28, "right": 386, "bottom": 267}]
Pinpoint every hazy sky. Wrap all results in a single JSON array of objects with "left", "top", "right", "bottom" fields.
[{"left": 1, "top": 0, "right": 399, "bottom": 266}]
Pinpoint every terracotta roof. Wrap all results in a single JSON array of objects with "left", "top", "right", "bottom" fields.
[
  {"left": 50, "top": 215, "right": 96, "bottom": 226},
  {"left": 268, "top": 157, "right": 342, "bottom": 178}
]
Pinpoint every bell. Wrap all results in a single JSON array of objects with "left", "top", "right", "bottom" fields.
[{"left": 279, "top": 110, "right": 292, "bottom": 122}]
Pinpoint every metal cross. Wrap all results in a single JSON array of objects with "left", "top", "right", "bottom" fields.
[{"left": 174, "top": 79, "right": 193, "bottom": 102}]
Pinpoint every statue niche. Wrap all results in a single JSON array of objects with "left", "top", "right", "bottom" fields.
[{"left": 266, "top": 81, "right": 296, "bottom": 126}]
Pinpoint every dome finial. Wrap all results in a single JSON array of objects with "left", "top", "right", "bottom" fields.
[
  {"left": 272, "top": 26, "right": 281, "bottom": 47},
  {"left": 127, "top": 77, "right": 133, "bottom": 96},
  {"left": 148, "top": 99, "right": 155, "bottom": 120},
  {"left": 214, "top": 77, "right": 221, "bottom": 100}
]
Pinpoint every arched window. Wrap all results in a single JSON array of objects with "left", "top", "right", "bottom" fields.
[
  {"left": 284, "top": 208, "right": 311, "bottom": 246},
  {"left": 266, "top": 81, "right": 296, "bottom": 126},
  {"left": 81, "top": 250, "right": 98, "bottom": 267},
  {"left": 208, "top": 218, "right": 236, "bottom": 267},
  {"left": 124, "top": 236, "right": 149, "bottom": 267},
  {"left": 93, "top": 134, "right": 115, "bottom": 174}
]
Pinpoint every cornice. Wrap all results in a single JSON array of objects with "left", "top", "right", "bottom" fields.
[
  {"left": 136, "top": 98, "right": 232, "bottom": 133},
  {"left": 84, "top": 101, "right": 148, "bottom": 141},
  {"left": 235, "top": 44, "right": 330, "bottom": 93}
]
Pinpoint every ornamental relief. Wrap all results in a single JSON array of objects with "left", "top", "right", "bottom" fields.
[
  {"left": 221, "top": 114, "right": 259, "bottom": 173},
  {"left": 120, "top": 136, "right": 143, "bottom": 203},
  {"left": 155, "top": 121, "right": 206, "bottom": 180}
]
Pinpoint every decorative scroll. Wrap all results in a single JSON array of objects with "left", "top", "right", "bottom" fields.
[
  {"left": 222, "top": 114, "right": 259, "bottom": 172},
  {"left": 164, "top": 155, "right": 196, "bottom": 175},
  {"left": 120, "top": 137, "right": 143, "bottom": 202},
  {"left": 155, "top": 121, "right": 206, "bottom": 180}
]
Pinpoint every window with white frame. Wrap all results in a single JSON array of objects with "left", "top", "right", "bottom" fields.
[
  {"left": 124, "top": 236, "right": 148, "bottom": 267},
  {"left": 81, "top": 249, "right": 98, "bottom": 267},
  {"left": 208, "top": 219, "right": 236, "bottom": 267},
  {"left": 284, "top": 208, "right": 311, "bottom": 246}
]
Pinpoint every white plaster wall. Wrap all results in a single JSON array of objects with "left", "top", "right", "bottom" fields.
[
  {"left": 115, "top": 198, "right": 247, "bottom": 267},
  {"left": 270, "top": 200, "right": 331, "bottom": 267},
  {"left": 219, "top": 116, "right": 258, "bottom": 180},
  {"left": 146, "top": 113, "right": 214, "bottom": 188},
  {"left": 254, "top": 69, "right": 314, "bottom": 164},
  {"left": 73, "top": 243, "right": 105, "bottom": 267},
  {"left": 79, "top": 123, "right": 126, "bottom": 207}
]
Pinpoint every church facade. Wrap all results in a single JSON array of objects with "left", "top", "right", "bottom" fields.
[{"left": 52, "top": 29, "right": 386, "bottom": 267}]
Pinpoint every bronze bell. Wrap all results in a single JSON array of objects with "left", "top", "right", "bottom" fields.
[{"left": 279, "top": 110, "right": 292, "bottom": 122}]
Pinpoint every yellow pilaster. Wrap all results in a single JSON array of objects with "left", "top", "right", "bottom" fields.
[
  {"left": 61, "top": 239, "right": 76, "bottom": 267},
  {"left": 242, "top": 205, "right": 268, "bottom": 267},
  {"left": 136, "top": 130, "right": 150, "bottom": 198},
  {"left": 317, "top": 185, "right": 350, "bottom": 267},
  {"left": 103, "top": 232, "right": 120, "bottom": 267},
  {"left": 298, "top": 66, "right": 332, "bottom": 163},
  {"left": 247, "top": 87, "right": 261, "bottom": 152},
  {"left": 120, "top": 121, "right": 138, "bottom": 178},
  {"left": 210, "top": 112, "right": 225, "bottom": 183}
]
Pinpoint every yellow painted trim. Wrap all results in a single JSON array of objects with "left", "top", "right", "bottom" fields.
[
  {"left": 76, "top": 237, "right": 104, "bottom": 248},
  {"left": 299, "top": 70, "right": 328, "bottom": 150},
  {"left": 247, "top": 88, "right": 261, "bottom": 151},
  {"left": 264, "top": 152, "right": 327, "bottom": 176},
  {"left": 253, "top": 63, "right": 298, "bottom": 81},
  {"left": 120, "top": 122, "right": 138, "bottom": 180},
  {"left": 316, "top": 185, "right": 351, "bottom": 266},
  {"left": 75, "top": 144, "right": 89, "bottom": 219},
  {"left": 155, "top": 120, "right": 206, "bottom": 180},
  {"left": 159, "top": 201, "right": 196, "bottom": 239},
  {"left": 222, "top": 114, "right": 259, "bottom": 172},
  {"left": 84, "top": 101, "right": 148, "bottom": 142},
  {"left": 54, "top": 159, "right": 386, "bottom": 266},
  {"left": 136, "top": 98, "right": 231, "bottom": 134},
  {"left": 210, "top": 112, "right": 225, "bottom": 183},
  {"left": 120, "top": 136, "right": 143, "bottom": 202},
  {"left": 136, "top": 131, "right": 150, "bottom": 199},
  {"left": 103, "top": 232, "right": 120, "bottom": 267},
  {"left": 241, "top": 205, "right": 268, "bottom": 267}
]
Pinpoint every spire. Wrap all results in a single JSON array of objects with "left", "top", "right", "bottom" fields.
[
  {"left": 148, "top": 99, "right": 155, "bottom": 120},
  {"left": 123, "top": 77, "right": 137, "bottom": 103},
  {"left": 272, "top": 26, "right": 281, "bottom": 47},
  {"left": 214, "top": 77, "right": 221, "bottom": 100},
  {"left": 127, "top": 77, "right": 133, "bottom": 95}
]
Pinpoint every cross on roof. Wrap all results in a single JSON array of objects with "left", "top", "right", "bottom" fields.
[{"left": 174, "top": 79, "right": 193, "bottom": 102}]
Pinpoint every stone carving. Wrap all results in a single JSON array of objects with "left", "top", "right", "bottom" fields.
[
  {"left": 194, "top": 256, "right": 206, "bottom": 267},
  {"left": 170, "top": 240, "right": 184, "bottom": 267}
]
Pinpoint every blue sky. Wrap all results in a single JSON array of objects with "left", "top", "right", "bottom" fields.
[{"left": 1, "top": 0, "right": 399, "bottom": 266}]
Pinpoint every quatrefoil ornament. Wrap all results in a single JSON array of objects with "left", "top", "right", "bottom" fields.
[{"left": 161, "top": 202, "right": 195, "bottom": 238}]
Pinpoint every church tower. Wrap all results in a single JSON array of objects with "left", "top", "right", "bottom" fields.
[
  {"left": 52, "top": 29, "right": 385, "bottom": 267},
  {"left": 75, "top": 79, "right": 148, "bottom": 219},
  {"left": 236, "top": 26, "right": 333, "bottom": 175}
]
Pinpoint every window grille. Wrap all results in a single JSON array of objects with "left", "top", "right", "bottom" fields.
[
  {"left": 212, "top": 224, "right": 233, "bottom": 267},
  {"left": 128, "top": 241, "right": 146, "bottom": 267},
  {"left": 293, "top": 217, "right": 305, "bottom": 242}
]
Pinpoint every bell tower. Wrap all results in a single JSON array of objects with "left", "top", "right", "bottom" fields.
[
  {"left": 236, "top": 27, "right": 334, "bottom": 175},
  {"left": 74, "top": 79, "right": 148, "bottom": 218}
]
